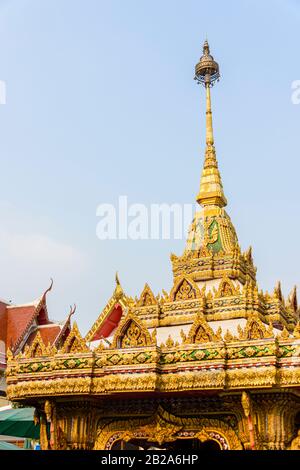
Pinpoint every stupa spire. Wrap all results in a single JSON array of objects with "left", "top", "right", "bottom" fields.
[{"left": 194, "top": 40, "right": 227, "bottom": 208}]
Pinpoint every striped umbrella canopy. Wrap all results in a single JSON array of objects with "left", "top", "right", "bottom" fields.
[
  {"left": 0, "top": 440, "right": 25, "bottom": 450},
  {"left": 0, "top": 406, "right": 40, "bottom": 439}
]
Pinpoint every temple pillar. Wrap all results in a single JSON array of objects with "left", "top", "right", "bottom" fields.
[
  {"left": 252, "top": 394, "right": 299, "bottom": 450},
  {"left": 40, "top": 400, "right": 99, "bottom": 450}
]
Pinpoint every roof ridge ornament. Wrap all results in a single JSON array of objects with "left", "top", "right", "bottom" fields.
[{"left": 114, "top": 271, "right": 124, "bottom": 300}]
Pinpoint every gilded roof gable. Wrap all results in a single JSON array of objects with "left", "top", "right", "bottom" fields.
[{"left": 111, "top": 311, "right": 154, "bottom": 349}]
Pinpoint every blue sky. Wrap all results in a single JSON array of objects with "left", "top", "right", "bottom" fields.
[{"left": 0, "top": 0, "right": 299, "bottom": 334}]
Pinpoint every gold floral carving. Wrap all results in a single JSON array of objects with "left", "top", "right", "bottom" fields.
[
  {"left": 94, "top": 407, "right": 242, "bottom": 450},
  {"left": 185, "top": 313, "right": 222, "bottom": 344},
  {"left": 293, "top": 323, "right": 300, "bottom": 339},
  {"left": 60, "top": 322, "right": 90, "bottom": 354},
  {"left": 227, "top": 367, "right": 276, "bottom": 388},
  {"left": 277, "top": 368, "right": 300, "bottom": 386},
  {"left": 237, "top": 314, "right": 274, "bottom": 340},
  {"left": 215, "top": 277, "right": 238, "bottom": 298},
  {"left": 136, "top": 284, "right": 157, "bottom": 307},
  {"left": 139, "top": 420, "right": 182, "bottom": 446},
  {"left": 195, "top": 429, "right": 210, "bottom": 442},
  {"left": 277, "top": 327, "right": 290, "bottom": 340},
  {"left": 110, "top": 311, "right": 153, "bottom": 349},
  {"left": 8, "top": 360, "right": 300, "bottom": 401},
  {"left": 25, "top": 331, "right": 47, "bottom": 358},
  {"left": 169, "top": 276, "right": 202, "bottom": 302}
]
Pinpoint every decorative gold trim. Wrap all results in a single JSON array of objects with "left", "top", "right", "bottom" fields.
[
  {"left": 169, "top": 275, "right": 203, "bottom": 302},
  {"left": 94, "top": 406, "right": 242, "bottom": 450},
  {"left": 110, "top": 311, "right": 154, "bottom": 349},
  {"left": 237, "top": 313, "right": 274, "bottom": 340},
  {"left": 215, "top": 276, "right": 239, "bottom": 298},
  {"left": 185, "top": 313, "right": 222, "bottom": 344},
  {"left": 136, "top": 284, "right": 157, "bottom": 307},
  {"left": 60, "top": 322, "right": 90, "bottom": 354},
  {"left": 293, "top": 323, "right": 300, "bottom": 339}
]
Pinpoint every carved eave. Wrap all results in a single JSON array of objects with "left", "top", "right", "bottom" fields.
[{"left": 6, "top": 328, "right": 300, "bottom": 401}]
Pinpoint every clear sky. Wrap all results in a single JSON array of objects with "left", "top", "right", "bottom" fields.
[{"left": 0, "top": 0, "right": 299, "bottom": 334}]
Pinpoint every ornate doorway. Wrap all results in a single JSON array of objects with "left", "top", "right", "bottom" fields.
[
  {"left": 111, "top": 438, "right": 221, "bottom": 450},
  {"left": 94, "top": 406, "right": 242, "bottom": 450}
]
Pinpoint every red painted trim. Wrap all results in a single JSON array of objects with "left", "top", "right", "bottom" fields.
[{"left": 92, "top": 304, "right": 123, "bottom": 340}]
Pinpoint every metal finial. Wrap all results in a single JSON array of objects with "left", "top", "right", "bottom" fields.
[
  {"left": 194, "top": 40, "right": 220, "bottom": 86},
  {"left": 203, "top": 39, "right": 210, "bottom": 55}
]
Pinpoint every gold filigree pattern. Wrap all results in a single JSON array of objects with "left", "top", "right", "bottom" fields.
[
  {"left": 110, "top": 311, "right": 153, "bottom": 349},
  {"left": 237, "top": 314, "right": 274, "bottom": 340},
  {"left": 215, "top": 277, "right": 238, "bottom": 298},
  {"left": 136, "top": 284, "right": 157, "bottom": 307},
  {"left": 94, "top": 407, "right": 242, "bottom": 450},
  {"left": 293, "top": 322, "right": 300, "bottom": 339},
  {"left": 60, "top": 322, "right": 90, "bottom": 354},
  {"left": 169, "top": 276, "right": 202, "bottom": 302},
  {"left": 185, "top": 313, "right": 222, "bottom": 344}
]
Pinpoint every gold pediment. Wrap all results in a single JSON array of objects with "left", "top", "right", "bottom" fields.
[
  {"left": 215, "top": 276, "right": 239, "bottom": 298},
  {"left": 60, "top": 322, "right": 90, "bottom": 354},
  {"left": 136, "top": 284, "right": 158, "bottom": 307},
  {"left": 24, "top": 331, "right": 47, "bottom": 358},
  {"left": 110, "top": 310, "right": 154, "bottom": 349},
  {"left": 169, "top": 276, "right": 203, "bottom": 302},
  {"left": 237, "top": 314, "right": 274, "bottom": 340},
  {"left": 185, "top": 312, "right": 222, "bottom": 344}
]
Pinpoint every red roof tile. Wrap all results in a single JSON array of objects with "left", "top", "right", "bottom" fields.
[
  {"left": 92, "top": 304, "right": 123, "bottom": 340},
  {"left": 27, "top": 325, "right": 62, "bottom": 346},
  {"left": 6, "top": 305, "right": 37, "bottom": 351}
]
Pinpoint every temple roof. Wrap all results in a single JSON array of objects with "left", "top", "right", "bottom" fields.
[
  {"left": 6, "top": 304, "right": 39, "bottom": 351},
  {"left": 0, "top": 281, "right": 72, "bottom": 355},
  {"left": 5, "top": 40, "right": 300, "bottom": 406}
]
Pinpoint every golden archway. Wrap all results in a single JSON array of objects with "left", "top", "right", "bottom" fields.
[{"left": 94, "top": 406, "right": 243, "bottom": 450}]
